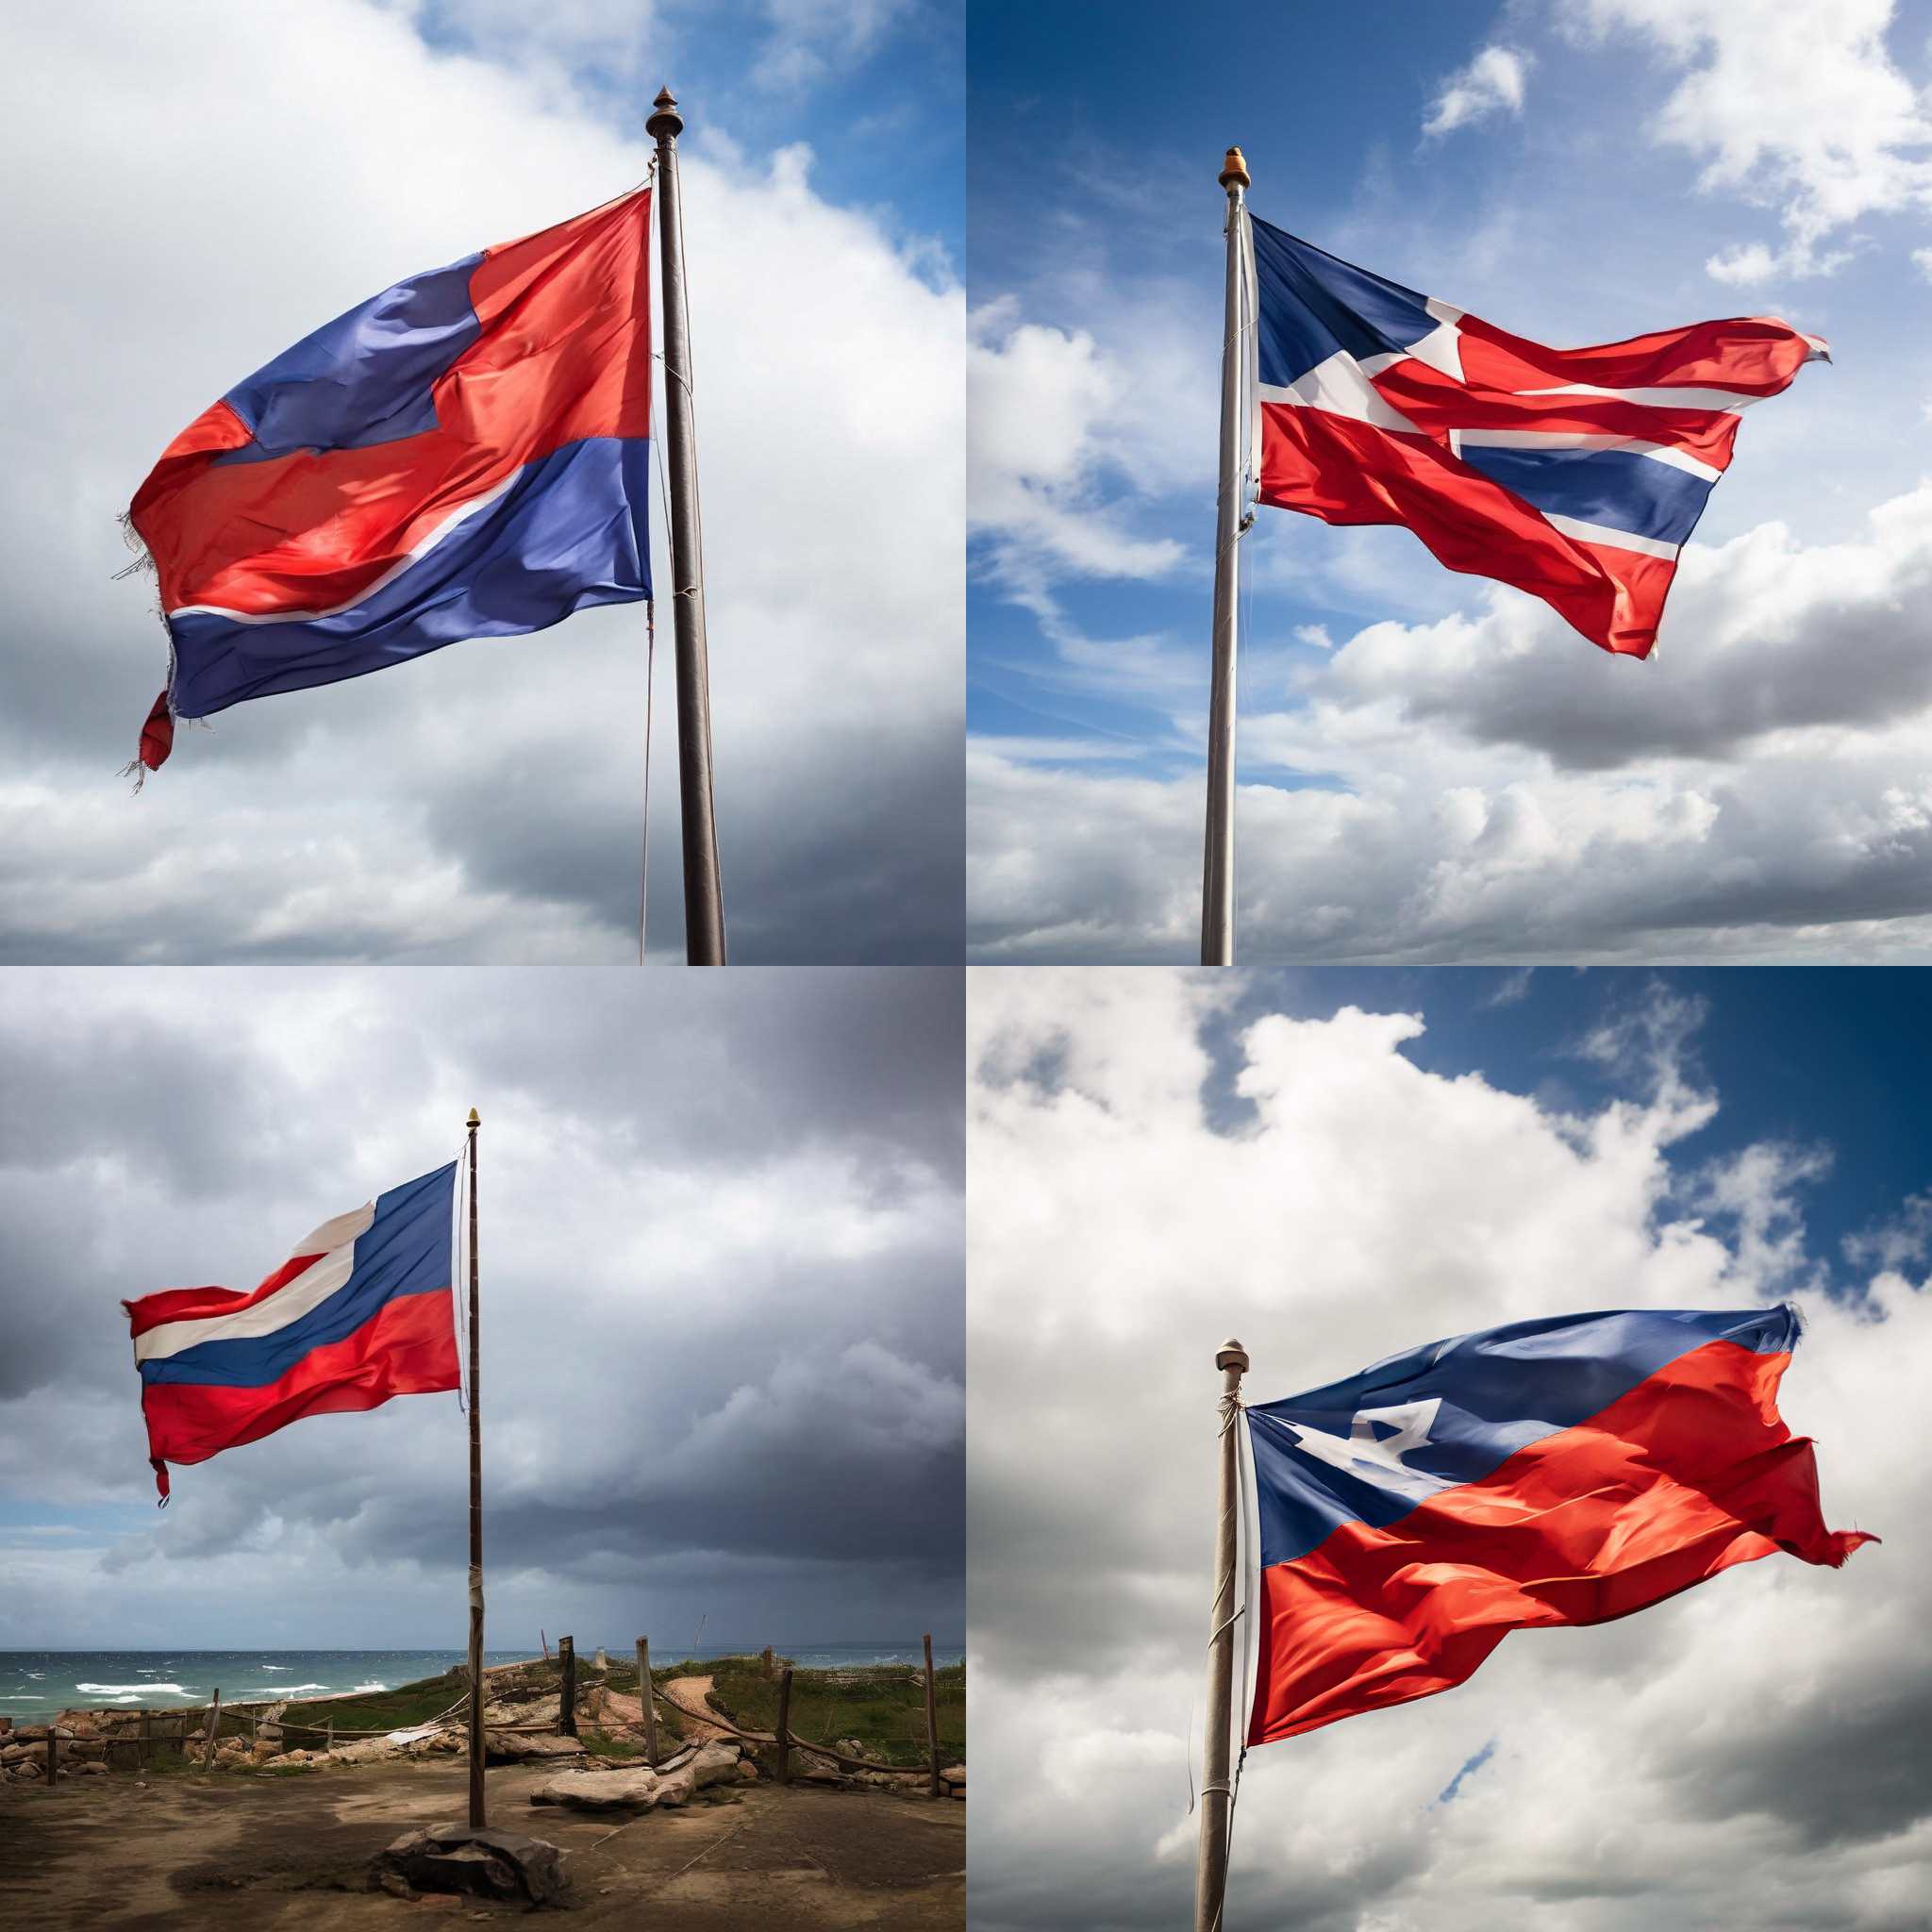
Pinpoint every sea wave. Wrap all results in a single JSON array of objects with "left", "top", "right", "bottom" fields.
[
  {"left": 75, "top": 1682, "right": 194, "bottom": 1697},
  {"left": 351, "top": 1681, "right": 388, "bottom": 1692},
  {"left": 277, "top": 1683, "right": 328, "bottom": 1692}
]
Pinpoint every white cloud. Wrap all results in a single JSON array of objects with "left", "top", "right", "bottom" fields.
[
  {"left": 1565, "top": 0, "right": 1932, "bottom": 279},
  {"left": 1423, "top": 45, "right": 1534, "bottom": 139},
  {"left": 969, "top": 486, "right": 1932, "bottom": 963},
  {"left": 967, "top": 969, "right": 1925, "bottom": 1930}
]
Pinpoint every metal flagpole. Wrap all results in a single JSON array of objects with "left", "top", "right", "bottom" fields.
[
  {"left": 1201, "top": 147, "right": 1251, "bottom": 967},
  {"left": 465, "top": 1108, "right": 486, "bottom": 1829},
  {"left": 1194, "top": 1336, "right": 1249, "bottom": 1932},
  {"left": 645, "top": 86, "right": 727, "bottom": 966}
]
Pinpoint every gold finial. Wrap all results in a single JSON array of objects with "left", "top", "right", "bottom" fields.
[
  {"left": 467, "top": 1108, "right": 481, "bottom": 1126},
  {"left": 1219, "top": 147, "right": 1250, "bottom": 192},
  {"left": 647, "top": 85, "right": 683, "bottom": 142}
]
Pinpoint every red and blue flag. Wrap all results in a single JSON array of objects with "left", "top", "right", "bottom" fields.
[
  {"left": 124, "top": 1164, "right": 459, "bottom": 1501},
  {"left": 126, "top": 188, "right": 653, "bottom": 773},
  {"left": 1250, "top": 216, "right": 1828, "bottom": 657},
  {"left": 1241, "top": 1306, "right": 1874, "bottom": 1744}
]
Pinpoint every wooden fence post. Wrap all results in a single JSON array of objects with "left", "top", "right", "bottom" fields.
[
  {"left": 139, "top": 1709, "right": 151, "bottom": 1771},
  {"left": 249, "top": 1711, "right": 258, "bottom": 1749},
  {"left": 924, "top": 1634, "right": 941, "bottom": 1798},
  {"left": 45, "top": 1724, "right": 57, "bottom": 1787},
  {"left": 204, "top": 1690, "right": 222, "bottom": 1770},
  {"left": 541, "top": 1628, "right": 550, "bottom": 1660},
  {"left": 774, "top": 1667, "right": 792, "bottom": 1786},
  {"left": 325, "top": 1718, "right": 334, "bottom": 1754},
  {"left": 636, "top": 1638, "right": 658, "bottom": 1764},
  {"left": 558, "top": 1636, "right": 577, "bottom": 1738}
]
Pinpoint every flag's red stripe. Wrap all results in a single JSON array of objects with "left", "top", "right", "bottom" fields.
[
  {"left": 131, "top": 190, "right": 651, "bottom": 619},
  {"left": 1455, "top": 311, "right": 1820, "bottom": 398},
  {"left": 125, "top": 1251, "right": 329, "bottom": 1340},
  {"left": 1369, "top": 359, "right": 1745, "bottom": 472},
  {"left": 1247, "top": 1337, "right": 1875, "bottom": 1745},
  {"left": 1257, "top": 402, "right": 1667, "bottom": 656},
  {"left": 140, "top": 1288, "right": 458, "bottom": 1468}
]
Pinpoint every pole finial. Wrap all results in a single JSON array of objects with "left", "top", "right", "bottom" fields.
[
  {"left": 647, "top": 85, "right": 683, "bottom": 142},
  {"left": 467, "top": 1108, "right": 480, "bottom": 1126},
  {"left": 1219, "top": 147, "right": 1250, "bottom": 193},
  {"left": 1216, "top": 1337, "right": 1249, "bottom": 1374}
]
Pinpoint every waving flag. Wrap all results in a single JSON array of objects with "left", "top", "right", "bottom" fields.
[
  {"left": 125, "top": 188, "right": 653, "bottom": 773},
  {"left": 124, "top": 1164, "right": 459, "bottom": 1500},
  {"left": 1241, "top": 1306, "right": 1873, "bottom": 1745},
  {"left": 1250, "top": 216, "right": 1827, "bottom": 657}
]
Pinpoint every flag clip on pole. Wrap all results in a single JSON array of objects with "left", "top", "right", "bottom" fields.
[
  {"left": 1201, "top": 147, "right": 1251, "bottom": 968},
  {"left": 645, "top": 87, "right": 728, "bottom": 967},
  {"left": 465, "top": 1108, "right": 487, "bottom": 1829},
  {"left": 1195, "top": 1337, "right": 1249, "bottom": 1932}
]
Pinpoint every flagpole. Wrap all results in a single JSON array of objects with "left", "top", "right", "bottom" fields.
[
  {"left": 1194, "top": 1336, "right": 1249, "bottom": 1932},
  {"left": 1201, "top": 147, "right": 1250, "bottom": 967},
  {"left": 646, "top": 86, "right": 727, "bottom": 967},
  {"left": 465, "top": 1108, "right": 486, "bottom": 1829}
]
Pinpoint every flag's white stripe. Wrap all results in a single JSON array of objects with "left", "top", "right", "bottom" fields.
[
  {"left": 1454, "top": 428, "right": 1724, "bottom": 483},
  {"left": 1257, "top": 352, "right": 1422, "bottom": 434},
  {"left": 166, "top": 474, "right": 521, "bottom": 626},
  {"left": 1543, "top": 512, "right": 1680, "bottom": 561},
  {"left": 1512, "top": 382, "right": 1765, "bottom": 413},
  {"left": 290, "top": 1202, "right": 375, "bottom": 1259},
  {"left": 134, "top": 1233, "right": 364, "bottom": 1364}
]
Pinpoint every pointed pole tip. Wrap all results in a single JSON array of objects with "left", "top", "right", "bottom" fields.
[
  {"left": 468, "top": 1108, "right": 481, "bottom": 1126},
  {"left": 1220, "top": 146, "right": 1250, "bottom": 192}
]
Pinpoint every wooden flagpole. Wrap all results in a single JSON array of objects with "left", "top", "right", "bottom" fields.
[
  {"left": 645, "top": 85, "right": 727, "bottom": 966},
  {"left": 1194, "top": 1337, "right": 1248, "bottom": 1932},
  {"left": 465, "top": 1108, "right": 486, "bottom": 1828},
  {"left": 1201, "top": 148, "right": 1251, "bottom": 967}
]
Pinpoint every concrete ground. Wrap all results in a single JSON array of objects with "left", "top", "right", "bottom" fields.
[{"left": 0, "top": 1757, "right": 965, "bottom": 1928}]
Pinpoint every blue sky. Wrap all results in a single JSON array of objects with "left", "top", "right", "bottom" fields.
[
  {"left": 421, "top": 0, "right": 962, "bottom": 265},
  {"left": 1199, "top": 965, "right": 1932, "bottom": 1274},
  {"left": 968, "top": 2, "right": 1932, "bottom": 964}
]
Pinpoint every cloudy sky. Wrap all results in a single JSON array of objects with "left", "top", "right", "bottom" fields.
[
  {"left": 0, "top": 967, "right": 963, "bottom": 1650},
  {"left": 967, "top": 966, "right": 1926, "bottom": 1929},
  {"left": 968, "top": 2, "right": 1932, "bottom": 963},
  {"left": 0, "top": 0, "right": 962, "bottom": 963}
]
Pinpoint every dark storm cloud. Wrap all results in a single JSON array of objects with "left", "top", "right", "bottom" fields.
[{"left": 0, "top": 967, "right": 963, "bottom": 1647}]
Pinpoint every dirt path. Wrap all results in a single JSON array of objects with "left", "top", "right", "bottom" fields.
[
  {"left": 0, "top": 1756, "right": 963, "bottom": 1929},
  {"left": 659, "top": 1674, "right": 735, "bottom": 1744}
]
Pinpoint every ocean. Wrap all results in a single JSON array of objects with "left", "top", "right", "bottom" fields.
[{"left": 0, "top": 1642, "right": 965, "bottom": 1723}]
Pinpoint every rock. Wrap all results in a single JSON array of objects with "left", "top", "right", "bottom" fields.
[
  {"left": 530, "top": 1768, "right": 666, "bottom": 1812},
  {"left": 940, "top": 1764, "right": 966, "bottom": 1787},
  {"left": 74, "top": 1760, "right": 108, "bottom": 1776},
  {"left": 592, "top": 1649, "right": 609, "bottom": 1671},
  {"left": 653, "top": 1768, "right": 696, "bottom": 1807},
  {"left": 737, "top": 1760, "right": 758, "bottom": 1782},
  {"left": 369, "top": 1825, "right": 567, "bottom": 1907},
  {"left": 0, "top": 1744, "right": 30, "bottom": 1766},
  {"left": 484, "top": 1730, "right": 586, "bottom": 1765},
  {"left": 256, "top": 1723, "right": 284, "bottom": 1744},
  {"left": 689, "top": 1742, "right": 741, "bottom": 1790}
]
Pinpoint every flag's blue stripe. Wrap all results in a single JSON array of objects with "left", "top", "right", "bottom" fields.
[
  {"left": 1252, "top": 213, "right": 1438, "bottom": 390},
  {"left": 168, "top": 434, "right": 651, "bottom": 719},
  {"left": 140, "top": 1164, "right": 457, "bottom": 1391},
  {"left": 1249, "top": 1306, "right": 1796, "bottom": 1567},
  {"left": 1456, "top": 443, "right": 1716, "bottom": 547},
  {"left": 218, "top": 254, "right": 483, "bottom": 463}
]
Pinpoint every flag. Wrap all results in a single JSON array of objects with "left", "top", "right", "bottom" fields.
[
  {"left": 1249, "top": 216, "right": 1827, "bottom": 657},
  {"left": 1241, "top": 1306, "right": 1874, "bottom": 1745},
  {"left": 124, "top": 1163, "right": 459, "bottom": 1500},
  {"left": 125, "top": 188, "right": 653, "bottom": 773}
]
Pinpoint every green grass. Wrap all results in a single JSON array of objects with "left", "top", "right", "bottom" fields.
[{"left": 707, "top": 1660, "right": 965, "bottom": 1770}]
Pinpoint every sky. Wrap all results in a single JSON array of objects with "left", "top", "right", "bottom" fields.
[
  {"left": 967, "top": 0, "right": 1932, "bottom": 964},
  {"left": 967, "top": 965, "right": 1928, "bottom": 1931},
  {"left": 0, "top": 0, "right": 963, "bottom": 964},
  {"left": 0, "top": 966, "right": 964, "bottom": 1651}
]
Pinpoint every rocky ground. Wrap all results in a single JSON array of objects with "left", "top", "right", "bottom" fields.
[{"left": 0, "top": 1753, "right": 966, "bottom": 1928}]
